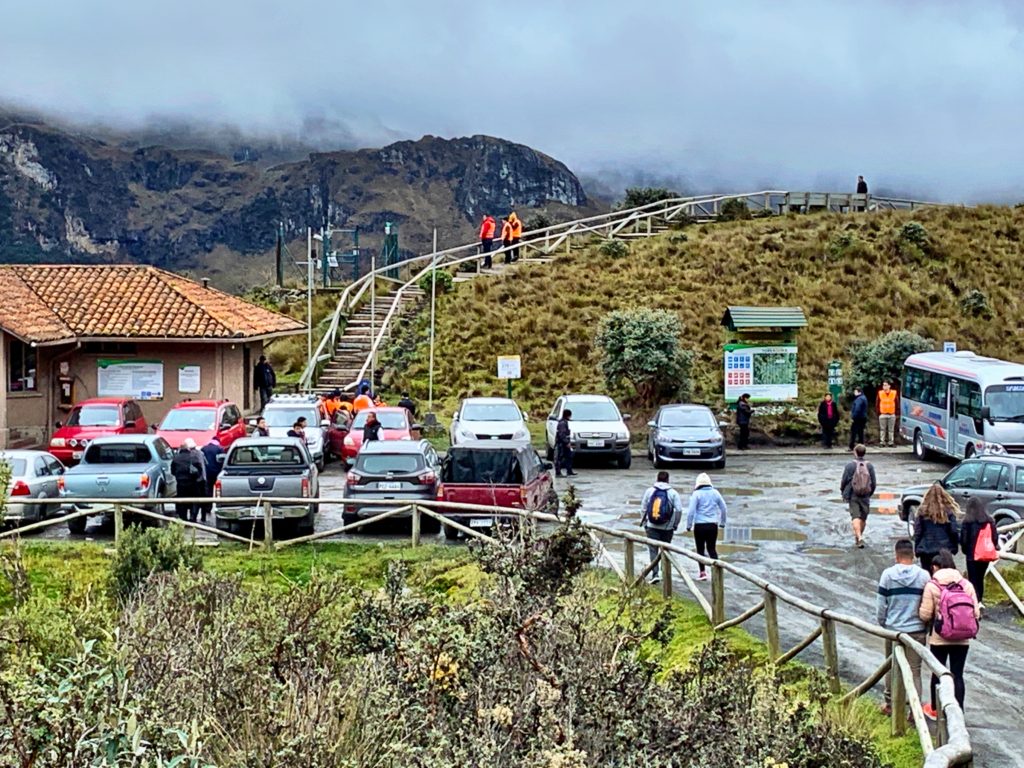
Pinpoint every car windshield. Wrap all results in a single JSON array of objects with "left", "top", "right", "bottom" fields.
[
  {"left": 569, "top": 401, "right": 620, "bottom": 421},
  {"left": 356, "top": 454, "right": 423, "bottom": 474},
  {"left": 443, "top": 448, "right": 523, "bottom": 484},
  {"left": 160, "top": 408, "right": 216, "bottom": 431},
  {"left": 352, "top": 411, "right": 408, "bottom": 430},
  {"left": 461, "top": 403, "right": 521, "bottom": 421},
  {"left": 660, "top": 409, "right": 716, "bottom": 428},
  {"left": 985, "top": 385, "right": 1024, "bottom": 421},
  {"left": 68, "top": 405, "right": 120, "bottom": 427},
  {"left": 84, "top": 444, "right": 152, "bottom": 464},
  {"left": 264, "top": 408, "right": 319, "bottom": 428},
  {"left": 2, "top": 459, "right": 27, "bottom": 476},
  {"left": 228, "top": 444, "right": 305, "bottom": 466}
]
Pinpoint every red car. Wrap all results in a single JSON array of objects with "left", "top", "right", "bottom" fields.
[
  {"left": 155, "top": 399, "right": 246, "bottom": 450},
  {"left": 49, "top": 397, "right": 148, "bottom": 465},
  {"left": 341, "top": 407, "right": 416, "bottom": 463}
]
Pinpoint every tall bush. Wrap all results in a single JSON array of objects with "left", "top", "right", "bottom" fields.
[
  {"left": 108, "top": 524, "right": 202, "bottom": 601},
  {"left": 849, "top": 330, "right": 934, "bottom": 390},
  {"left": 418, "top": 268, "right": 454, "bottom": 294},
  {"left": 616, "top": 187, "right": 678, "bottom": 210},
  {"left": 595, "top": 309, "right": 693, "bottom": 404}
]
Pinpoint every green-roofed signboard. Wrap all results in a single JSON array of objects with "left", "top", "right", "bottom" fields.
[{"left": 721, "top": 306, "right": 807, "bottom": 402}]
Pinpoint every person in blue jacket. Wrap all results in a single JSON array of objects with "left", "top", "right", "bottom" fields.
[
  {"left": 849, "top": 387, "right": 869, "bottom": 450},
  {"left": 686, "top": 472, "right": 728, "bottom": 581},
  {"left": 199, "top": 436, "right": 225, "bottom": 524}
]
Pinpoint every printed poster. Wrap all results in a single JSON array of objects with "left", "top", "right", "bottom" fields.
[
  {"left": 178, "top": 365, "right": 201, "bottom": 394},
  {"left": 724, "top": 344, "right": 798, "bottom": 402},
  {"left": 97, "top": 359, "right": 164, "bottom": 400}
]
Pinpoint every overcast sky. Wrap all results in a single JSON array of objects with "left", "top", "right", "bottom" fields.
[{"left": 2, "top": 0, "right": 1023, "bottom": 201}]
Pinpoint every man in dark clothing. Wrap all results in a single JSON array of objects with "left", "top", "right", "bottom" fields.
[
  {"left": 735, "top": 393, "right": 753, "bottom": 450},
  {"left": 479, "top": 214, "right": 496, "bottom": 269},
  {"left": 253, "top": 355, "right": 276, "bottom": 411},
  {"left": 171, "top": 439, "right": 206, "bottom": 522},
  {"left": 555, "top": 409, "right": 575, "bottom": 477},
  {"left": 199, "top": 437, "right": 225, "bottom": 524},
  {"left": 817, "top": 393, "right": 841, "bottom": 448},
  {"left": 397, "top": 392, "right": 417, "bottom": 418},
  {"left": 840, "top": 443, "right": 877, "bottom": 548},
  {"left": 287, "top": 417, "right": 307, "bottom": 440},
  {"left": 363, "top": 412, "right": 382, "bottom": 443},
  {"left": 849, "top": 387, "right": 869, "bottom": 450},
  {"left": 856, "top": 175, "right": 868, "bottom": 194},
  {"left": 254, "top": 417, "right": 270, "bottom": 437}
]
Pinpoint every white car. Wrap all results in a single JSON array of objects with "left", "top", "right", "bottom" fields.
[
  {"left": 450, "top": 397, "right": 530, "bottom": 445},
  {"left": 545, "top": 394, "right": 632, "bottom": 468}
]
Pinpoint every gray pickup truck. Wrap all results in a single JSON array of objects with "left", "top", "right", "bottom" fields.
[
  {"left": 213, "top": 437, "right": 319, "bottom": 536},
  {"left": 59, "top": 435, "right": 177, "bottom": 534}
]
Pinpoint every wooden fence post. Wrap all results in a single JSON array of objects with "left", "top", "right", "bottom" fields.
[
  {"left": 889, "top": 640, "right": 907, "bottom": 737},
  {"left": 661, "top": 551, "right": 672, "bottom": 599},
  {"left": 764, "top": 590, "right": 780, "bottom": 661},
  {"left": 623, "top": 539, "right": 635, "bottom": 584},
  {"left": 113, "top": 504, "right": 123, "bottom": 544},
  {"left": 711, "top": 564, "right": 725, "bottom": 626},
  {"left": 821, "top": 618, "right": 841, "bottom": 694},
  {"left": 411, "top": 506, "right": 421, "bottom": 547},
  {"left": 263, "top": 501, "right": 274, "bottom": 551}
]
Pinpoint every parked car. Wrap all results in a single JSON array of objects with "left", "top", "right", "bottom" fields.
[
  {"left": 59, "top": 435, "right": 177, "bottom": 534},
  {"left": 647, "top": 404, "right": 727, "bottom": 469},
  {"left": 450, "top": 397, "right": 530, "bottom": 445},
  {"left": 341, "top": 407, "right": 417, "bottom": 464},
  {"left": 213, "top": 437, "right": 319, "bottom": 536},
  {"left": 156, "top": 399, "right": 246, "bottom": 451},
  {"left": 1, "top": 450, "right": 66, "bottom": 525},
  {"left": 342, "top": 440, "right": 442, "bottom": 530},
  {"left": 260, "top": 394, "right": 343, "bottom": 469},
  {"left": 900, "top": 454, "right": 1023, "bottom": 539},
  {"left": 545, "top": 394, "right": 631, "bottom": 468},
  {"left": 436, "top": 440, "right": 557, "bottom": 540},
  {"left": 49, "top": 397, "right": 148, "bottom": 465}
]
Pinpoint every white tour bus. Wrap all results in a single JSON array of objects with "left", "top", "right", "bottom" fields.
[{"left": 901, "top": 351, "right": 1024, "bottom": 460}]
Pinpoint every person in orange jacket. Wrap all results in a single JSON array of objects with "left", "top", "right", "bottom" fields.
[
  {"left": 500, "top": 216, "right": 513, "bottom": 264},
  {"left": 508, "top": 211, "right": 522, "bottom": 262},
  {"left": 479, "top": 214, "right": 496, "bottom": 269},
  {"left": 877, "top": 380, "right": 899, "bottom": 447}
]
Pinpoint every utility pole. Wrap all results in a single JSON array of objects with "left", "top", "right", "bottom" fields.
[
  {"left": 306, "top": 227, "right": 313, "bottom": 366},
  {"left": 370, "top": 248, "right": 376, "bottom": 390},
  {"left": 428, "top": 227, "right": 437, "bottom": 415},
  {"left": 275, "top": 222, "right": 284, "bottom": 287}
]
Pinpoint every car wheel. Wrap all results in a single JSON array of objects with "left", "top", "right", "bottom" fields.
[
  {"left": 912, "top": 431, "right": 931, "bottom": 462},
  {"left": 443, "top": 520, "right": 461, "bottom": 541},
  {"left": 903, "top": 501, "right": 919, "bottom": 526},
  {"left": 420, "top": 514, "right": 441, "bottom": 534},
  {"left": 342, "top": 511, "right": 359, "bottom": 528},
  {"left": 67, "top": 513, "right": 87, "bottom": 535},
  {"left": 297, "top": 516, "right": 315, "bottom": 536},
  {"left": 653, "top": 454, "right": 665, "bottom": 469},
  {"left": 713, "top": 458, "right": 726, "bottom": 470},
  {"left": 316, "top": 458, "right": 325, "bottom": 473},
  {"left": 617, "top": 451, "right": 632, "bottom": 470},
  {"left": 546, "top": 444, "right": 554, "bottom": 461}
]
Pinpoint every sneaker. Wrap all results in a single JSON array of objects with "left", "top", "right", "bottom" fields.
[
  {"left": 555, "top": 472, "right": 564, "bottom": 478},
  {"left": 856, "top": 539, "right": 865, "bottom": 549},
  {"left": 922, "top": 704, "right": 937, "bottom": 721},
  {"left": 650, "top": 576, "right": 661, "bottom": 585},
  {"left": 697, "top": 571, "right": 709, "bottom": 581},
  {"left": 880, "top": 704, "right": 892, "bottom": 716},
  {"left": 566, "top": 471, "right": 578, "bottom": 476}
]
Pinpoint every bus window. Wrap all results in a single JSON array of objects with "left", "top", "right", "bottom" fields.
[{"left": 956, "top": 381, "right": 982, "bottom": 420}]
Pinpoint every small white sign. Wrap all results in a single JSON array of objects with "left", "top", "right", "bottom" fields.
[
  {"left": 178, "top": 365, "right": 201, "bottom": 393},
  {"left": 497, "top": 355, "right": 522, "bottom": 380},
  {"left": 943, "top": 341, "right": 957, "bottom": 354}
]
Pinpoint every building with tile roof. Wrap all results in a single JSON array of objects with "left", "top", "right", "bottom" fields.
[{"left": 0, "top": 265, "right": 305, "bottom": 449}]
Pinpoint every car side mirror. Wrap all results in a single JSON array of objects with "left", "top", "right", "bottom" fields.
[
  {"left": 719, "top": 421, "right": 730, "bottom": 428},
  {"left": 980, "top": 406, "right": 992, "bottom": 422},
  {"left": 622, "top": 414, "right": 631, "bottom": 422},
  {"left": 647, "top": 421, "right": 656, "bottom": 428},
  {"left": 320, "top": 419, "right": 330, "bottom": 427},
  {"left": 54, "top": 420, "right": 62, "bottom": 429},
  {"left": 124, "top": 420, "right": 136, "bottom": 429},
  {"left": 542, "top": 461, "right": 553, "bottom": 471},
  {"left": 522, "top": 412, "right": 529, "bottom": 422},
  {"left": 411, "top": 423, "right": 423, "bottom": 432},
  {"left": 246, "top": 417, "right": 258, "bottom": 426},
  {"left": 452, "top": 411, "right": 459, "bottom": 421}
]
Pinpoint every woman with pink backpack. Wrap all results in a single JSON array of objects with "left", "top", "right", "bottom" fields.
[
  {"left": 918, "top": 548, "right": 980, "bottom": 719},
  {"left": 960, "top": 497, "right": 1000, "bottom": 610}
]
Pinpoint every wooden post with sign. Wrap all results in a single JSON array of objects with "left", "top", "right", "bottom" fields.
[
  {"left": 497, "top": 355, "right": 522, "bottom": 399},
  {"left": 828, "top": 360, "right": 843, "bottom": 400}
]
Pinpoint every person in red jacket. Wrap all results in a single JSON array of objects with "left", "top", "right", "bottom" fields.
[{"left": 479, "top": 215, "right": 496, "bottom": 268}]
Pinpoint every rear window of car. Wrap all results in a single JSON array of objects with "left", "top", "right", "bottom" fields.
[
  {"left": 355, "top": 454, "right": 423, "bottom": 475},
  {"left": 2, "top": 459, "right": 27, "bottom": 476},
  {"left": 443, "top": 448, "right": 523, "bottom": 484},
  {"left": 84, "top": 444, "right": 152, "bottom": 464},
  {"left": 229, "top": 444, "right": 305, "bottom": 466}
]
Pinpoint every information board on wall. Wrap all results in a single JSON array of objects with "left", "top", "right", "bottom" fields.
[
  {"left": 724, "top": 344, "right": 798, "bottom": 402},
  {"left": 97, "top": 359, "right": 164, "bottom": 400},
  {"left": 178, "top": 365, "right": 201, "bottom": 394},
  {"left": 496, "top": 355, "right": 522, "bottom": 380}
]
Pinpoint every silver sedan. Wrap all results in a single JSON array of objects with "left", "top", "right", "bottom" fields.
[{"left": 2, "top": 450, "right": 66, "bottom": 525}]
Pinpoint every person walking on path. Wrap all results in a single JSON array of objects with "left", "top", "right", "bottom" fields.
[
  {"left": 735, "top": 393, "right": 753, "bottom": 450},
  {"left": 508, "top": 212, "right": 523, "bottom": 262},
  {"left": 397, "top": 392, "right": 417, "bottom": 418},
  {"left": 840, "top": 443, "right": 876, "bottom": 548},
  {"left": 500, "top": 217, "right": 513, "bottom": 263},
  {"left": 640, "top": 470, "right": 684, "bottom": 584},
  {"left": 253, "top": 355, "right": 276, "bottom": 411},
  {"left": 200, "top": 436, "right": 225, "bottom": 524},
  {"left": 876, "top": 538, "right": 930, "bottom": 714},
  {"left": 817, "top": 392, "right": 841, "bottom": 449},
  {"left": 849, "top": 387, "right": 868, "bottom": 449},
  {"left": 686, "top": 472, "right": 728, "bottom": 581},
  {"left": 876, "top": 380, "right": 899, "bottom": 447},
  {"left": 919, "top": 549, "right": 979, "bottom": 717},
  {"left": 478, "top": 214, "right": 496, "bottom": 268},
  {"left": 555, "top": 409, "right": 576, "bottom": 477},
  {"left": 914, "top": 482, "right": 960, "bottom": 572},
  {"left": 171, "top": 438, "right": 206, "bottom": 523},
  {"left": 960, "top": 497, "right": 1000, "bottom": 609}
]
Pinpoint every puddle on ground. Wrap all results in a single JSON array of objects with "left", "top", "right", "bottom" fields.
[
  {"left": 758, "top": 480, "right": 800, "bottom": 488},
  {"left": 803, "top": 547, "right": 845, "bottom": 556},
  {"left": 716, "top": 487, "right": 765, "bottom": 496},
  {"left": 679, "top": 526, "right": 806, "bottom": 543},
  {"left": 795, "top": 503, "right": 814, "bottom": 510}
]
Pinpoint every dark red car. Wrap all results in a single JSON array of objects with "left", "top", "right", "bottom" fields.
[{"left": 49, "top": 397, "right": 148, "bottom": 465}]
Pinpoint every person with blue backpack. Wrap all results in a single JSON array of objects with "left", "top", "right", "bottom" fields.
[
  {"left": 640, "top": 470, "right": 684, "bottom": 584},
  {"left": 686, "top": 472, "right": 728, "bottom": 581}
]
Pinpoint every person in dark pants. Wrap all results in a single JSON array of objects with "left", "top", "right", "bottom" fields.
[
  {"left": 508, "top": 211, "right": 522, "bottom": 262},
  {"left": 840, "top": 443, "right": 877, "bottom": 548},
  {"left": 856, "top": 175, "right": 869, "bottom": 194},
  {"left": 686, "top": 472, "right": 727, "bottom": 581},
  {"left": 849, "top": 386, "right": 868, "bottom": 449},
  {"left": 555, "top": 409, "right": 575, "bottom": 477},
  {"left": 253, "top": 355, "right": 276, "bottom": 411},
  {"left": 735, "top": 393, "right": 752, "bottom": 450},
  {"left": 171, "top": 439, "right": 206, "bottom": 522},
  {"left": 913, "top": 482, "right": 960, "bottom": 572},
  {"left": 960, "top": 497, "right": 1000, "bottom": 608},
  {"left": 640, "top": 470, "right": 684, "bottom": 583},
  {"left": 199, "top": 436, "right": 225, "bottom": 524},
  {"left": 363, "top": 412, "right": 382, "bottom": 443},
  {"left": 478, "top": 214, "right": 496, "bottom": 269},
  {"left": 817, "top": 392, "right": 841, "bottom": 448},
  {"left": 500, "top": 217, "right": 513, "bottom": 264}
]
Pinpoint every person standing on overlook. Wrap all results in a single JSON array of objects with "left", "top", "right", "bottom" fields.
[
  {"left": 479, "top": 214, "right": 496, "bottom": 268},
  {"left": 500, "top": 217, "right": 513, "bottom": 264},
  {"left": 857, "top": 175, "right": 868, "bottom": 194},
  {"left": 508, "top": 211, "right": 522, "bottom": 263}
]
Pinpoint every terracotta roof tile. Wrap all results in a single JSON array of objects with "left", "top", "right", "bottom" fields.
[{"left": 0, "top": 265, "right": 304, "bottom": 343}]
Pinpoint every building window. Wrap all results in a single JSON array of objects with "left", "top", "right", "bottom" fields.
[
  {"left": 82, "top": 341, "right": 138, "bottom": 355},
  {"left": 7, "top": 338, "right": 37, "bottom": 392}
]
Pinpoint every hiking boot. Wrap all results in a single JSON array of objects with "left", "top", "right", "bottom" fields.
[
  {"left": 566, "top": 470, "right": 578, "bottom": 476},
  {"left": 922, "top": 704, "right": 938, "bottom": 721}
]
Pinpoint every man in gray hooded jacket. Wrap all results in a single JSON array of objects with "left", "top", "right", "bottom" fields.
[
  {"left": 640, "top": 470, "right": 684, "bottom": 583},
  {"left": 876, "top": 538, "right": 929, "bottom": 713}
]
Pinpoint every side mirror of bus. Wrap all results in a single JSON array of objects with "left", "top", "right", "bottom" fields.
[{"left": 980, "top": 406, "right": 992, "bottom": 423}]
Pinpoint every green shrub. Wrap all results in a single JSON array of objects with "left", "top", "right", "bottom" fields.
[
  {"left": 595, "top": 308, "right": 693, "bottom": 404},
  {"left": 418, "top": 268, "right": 454, "bottom": 294},
  {"left": 0, "top": 457, "right": 10, "bottom": 522},
  {"left": 959, "top": 288, "right": 993, "bottom": 319},
  {"left": 617, "top": 186, "right": 679, "bottom": 210},
  {"left": 599, "top": 239, "right": 629, "bottom": 258},
  {"left": 849, "top": 330, "right": 934, "bottom": 390},
  {"left": 719, "top": 198, "right": 751, "bottom": 221},
  {"left": 524, "top": 212, "right": 552, "bottom": 233},
  {"left": 898, "top": 221, "right": 929, "bottom": 247},
  {"left": 108, "top": 524, "right": 203, "bottom": 601}
]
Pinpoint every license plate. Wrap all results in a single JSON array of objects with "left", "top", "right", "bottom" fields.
[
  {"left": 378, "top": 481, "right": 402, "bottom": 491},
  {"left": 683, "top": 448, "right": 701, "bottom": 456},
  {"left": 587, "top": 439, "right": 605, "bottom": 448},
  {"left": 72, "top": 451, "right": 83, "bottom": 460},
  {"left": 469, "top": 517, "right": 493, "bottom": 528}
]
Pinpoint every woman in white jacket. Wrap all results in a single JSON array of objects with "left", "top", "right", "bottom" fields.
[{"left": 686, "top": 473, "right": 728, "bottom": 581}]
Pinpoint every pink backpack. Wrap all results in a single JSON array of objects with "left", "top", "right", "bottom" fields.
[{"left": 931, "top": 579, "right": 978, "bottom": 641}]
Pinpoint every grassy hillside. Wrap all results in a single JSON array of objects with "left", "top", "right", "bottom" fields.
[{"left": 384, "top": 205, "right": 1024, "bottom": 417}]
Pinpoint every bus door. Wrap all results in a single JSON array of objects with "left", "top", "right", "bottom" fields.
[{"left": 947, "top": 379, "right": 960, "bottom": 457}]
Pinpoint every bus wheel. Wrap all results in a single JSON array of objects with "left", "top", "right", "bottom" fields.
[{"left": 913, "top": 431, "right": 930, "bottom": 462}]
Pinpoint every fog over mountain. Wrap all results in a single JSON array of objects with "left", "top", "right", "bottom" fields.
[{"left": 2, "top": 0, "right": 1024, "bottom": 202}]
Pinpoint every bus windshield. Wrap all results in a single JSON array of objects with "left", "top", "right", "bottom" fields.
[{"left": 985, "top": 385, "right": 1024, "bottom": 421}]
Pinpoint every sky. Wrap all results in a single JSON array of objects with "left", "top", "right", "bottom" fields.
[{"left": 2, "top": 0, "right": 1023, "bottom": 201}]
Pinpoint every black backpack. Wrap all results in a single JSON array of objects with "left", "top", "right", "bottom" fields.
[{"left": 645, "top": 487, "right": 672, "bottom": 525}]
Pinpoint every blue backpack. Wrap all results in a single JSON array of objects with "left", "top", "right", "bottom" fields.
[{"left": 645, "top": 487, "right": 672, "bottom": 525}]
